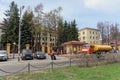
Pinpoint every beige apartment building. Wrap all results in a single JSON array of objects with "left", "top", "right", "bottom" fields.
[
  {"left": 78, "top": 27, "right": 102, "bottom": 44},
  {"left": 0, "top": 23, "right": 4, "bottom": 42}
]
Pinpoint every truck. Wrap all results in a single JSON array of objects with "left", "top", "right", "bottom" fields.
[{"left": 81, "top": 44, "right": 112, "bottom": 54}]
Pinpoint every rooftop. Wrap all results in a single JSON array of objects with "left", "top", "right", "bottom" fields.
[
  {"left": 61, "top": 40, "right": 86, "bottom": 46},
  {"left": 79, "top": 27, "right": 100, "bottom": 31}
]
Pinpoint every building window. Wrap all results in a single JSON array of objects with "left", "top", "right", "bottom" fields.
[
  {"left": 90, "top": 31, "right": 91, "bottom": 34},
  {"left": 93, "top": 32, "right": 94, "bottom": 34},
  {"left": 83, "top": 32, "right": 85, "bottom": 35},
  {"left": 83, "top": 36, "right": 85, "bottom": 40},
  {"left": 96, "top": 37, "right": 97, "bottom": 39},
  {"left": 90, "top": 36, "right": 91, "bottom": 39},
  {"left": 50, "top": 34, "right": 52, "bottom": 37},
  {"left": 93, "top": 37, "right": 94, "bottom": 39},
  {"left": 50, "top": 38, "right": 52, "bottom": 41},
  {"left": 53, "top": 43, "right": 54, "bottom": 46}
]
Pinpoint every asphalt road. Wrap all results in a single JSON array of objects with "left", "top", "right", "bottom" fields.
[{"left": 0, "top": 54, "right": 71, "bottom": 76}]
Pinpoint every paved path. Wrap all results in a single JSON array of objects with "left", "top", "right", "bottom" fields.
[{"left": 0, "top": 54, "right": 70, "bottom": 76}]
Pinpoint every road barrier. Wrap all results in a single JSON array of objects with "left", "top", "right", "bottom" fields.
[{"left": 0, "top": 53, "right": 120, "bottom": 76}]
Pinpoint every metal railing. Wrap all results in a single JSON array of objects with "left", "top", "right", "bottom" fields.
[{"left": 0, "top": 53, "right": 120, "bottom": 76}]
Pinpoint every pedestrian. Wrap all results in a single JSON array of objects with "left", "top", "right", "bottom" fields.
[
  {"left": 56, "top": 49, "right": 59, "bottom": 55},
  {"left": 50, "top": 50, "right": 56, "bottom": 60},
  {"left": 60, "top": 49, "right": 63, "bottom": 55}
]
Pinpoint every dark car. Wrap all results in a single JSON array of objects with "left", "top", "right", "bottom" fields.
[
  {"left": 34, "top": 51, "right": 46, "bottom": 59},
  {"left": 21, "top": 49, "right": 33, "bottom": 60}
]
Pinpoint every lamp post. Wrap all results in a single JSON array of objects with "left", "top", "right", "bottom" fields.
[
  {"left": 13, "top": 42, "right": 16, "bottom": 59},
  {"left": 18, "top": 6, "right": 24, "bottom": 61}
]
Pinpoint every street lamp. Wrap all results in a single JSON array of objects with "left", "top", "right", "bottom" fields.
[
  {"left": 18, "top": 6, "right": 24, "bottom": 61},
  {"left": 13, "top": 42, "right": 16, "bottom": 59}
]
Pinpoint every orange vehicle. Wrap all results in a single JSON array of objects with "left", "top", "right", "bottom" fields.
[{"left": 81, "top": 44, "right": 112, "bottom": 54}]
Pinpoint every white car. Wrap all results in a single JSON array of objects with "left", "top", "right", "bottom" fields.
[{"left": 0, "top": 50, "right": 8, "bottom": 61}]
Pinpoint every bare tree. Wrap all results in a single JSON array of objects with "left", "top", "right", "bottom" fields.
[
  {"left": 32, "top": 3, "right": 62, "bottom": 51},
  {"left": 43, "top": 7, "right": 62, "bottom": 48},
  {"left": 104, "top": 22, "right": 111, "bottom": 45},
  {"left": 97, "top": 22, "right": 111, "bottom": 45},
  {"left": 33, "top": 3, "right": 44, "bottom": 51},
  {"left": 110, "top": 23, "right": 119, "bottom": 49},
  {"left": 97, "top": 21, "right": 120, "bottom": 49}
]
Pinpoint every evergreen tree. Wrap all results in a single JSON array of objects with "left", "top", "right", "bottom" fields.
[
  {"left": 21, "top": 10, "right": 34, "bottom": 49},
  {"left": 1, "top": 1, "right": 19, "bottom": 46},
  {"left": 62, "top": 20, "right": 78, "bottom": 42},
  {"left": 63, "top": 20, "right": 69, "bottom": 42},
  {"left": 70, "top": 20, "right": 78, "bottom": 41},
  {"left": 56, "top": 19, "right": 78, "bottom": 46},
  {"left": 67, "top": 22, "right": 72, "bottom": 41},
  {"left": 56, "top": 19, "right": 63, "bottom": 46}
]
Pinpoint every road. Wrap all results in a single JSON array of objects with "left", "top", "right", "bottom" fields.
[{"left": 0, "top": 54, "right": 71, "bottom": 76}]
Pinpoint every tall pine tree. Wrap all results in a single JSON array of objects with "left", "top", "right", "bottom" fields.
[
  {"left": 21, "top": 10, "right": 34, "bottom": 49},
  {"left": 56, "top": 19, "right": 78, "bottom": 46},
  {"left": 1, "top": 1, "right": 19, "bottom": 46},
  {"left": 70, "top": 20, "right": 78, "bottom": 41},
  {"left": 63, "top": 20, "right": 69, "bottom": 42},
  {"left": 56, "top": 19, "right": 63, "bottom": 46}
]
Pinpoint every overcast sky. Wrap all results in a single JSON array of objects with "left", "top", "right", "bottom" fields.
[{"left": 0, "top": 0, "right": 120, "bottom": 29}]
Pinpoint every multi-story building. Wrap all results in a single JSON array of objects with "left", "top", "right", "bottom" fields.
[
  {"left": 0, "top": 23, "right": 4, "bottom": 42},
  {"left": 31, "top": 26, "right": 56, "bottom": 53},
  {"left": 33, "top": 31, "right": 55, "bottom": 47},
  {"left": 78, "top": 27, "right": 102, "bottom": 44},
  {"left": 33, "top": 17, "right": 56, "bottom": 52}
]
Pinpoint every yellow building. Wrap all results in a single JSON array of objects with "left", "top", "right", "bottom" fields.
[{"left": 78, "top": 27, "right": 102, "bottom": 44}]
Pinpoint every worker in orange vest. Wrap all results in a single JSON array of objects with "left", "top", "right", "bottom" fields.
[
  {"left": 50, "top": 50, "right": 56, "bottom": 60},
  {"left": 51, "top": 50, "right": 55, "bottom": 55}
]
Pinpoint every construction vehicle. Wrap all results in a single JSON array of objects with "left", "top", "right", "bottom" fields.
[{"left": 81, "top": 44, "right": 112, "bottom": 54}]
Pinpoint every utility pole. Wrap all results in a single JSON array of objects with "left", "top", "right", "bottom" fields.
[{"left": 18, "top": 6, "right": 24, "bottom": 61}]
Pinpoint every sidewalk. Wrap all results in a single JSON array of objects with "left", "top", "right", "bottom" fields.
[{"left": 0, "top": 54, "right": 70, "bottom": 65}]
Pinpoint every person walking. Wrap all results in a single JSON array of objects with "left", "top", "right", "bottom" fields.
[
  {"left": 60, "top": 49, "right": 63, "bottom": 55},
  {"left": 50, "top": 50, "right": 56, "bottom": 60}
]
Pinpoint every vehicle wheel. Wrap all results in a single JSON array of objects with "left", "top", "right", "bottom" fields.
[
  {"left": 44, "top": 56, "right": 46, "bottom": 59},
  {"left": 31, "top": 57, "right": 33, "bottom": 60},
  {"left": 21, "top": 57, "right": 24, "bottom": 60},
  {"left": 5, "top": 59, "right": 8, "bottom": 61}
]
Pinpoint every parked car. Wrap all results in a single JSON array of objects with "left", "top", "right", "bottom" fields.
[
  {"left": 0, "top": 50, "right": 8, "bottom": 61},
  {"left": 21, "top": 49, "right": 33, "bottom": 60},
  {"left": 34, "top": 51, "right": 46, "bottom": 59}
]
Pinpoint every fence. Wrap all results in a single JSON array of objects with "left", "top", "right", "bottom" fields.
[
  {"left": 0, "top": 60, "right": 72, "bottom": 76},
  {"left": 0, "top": 53, "right": 120, "bottom": 76}
]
